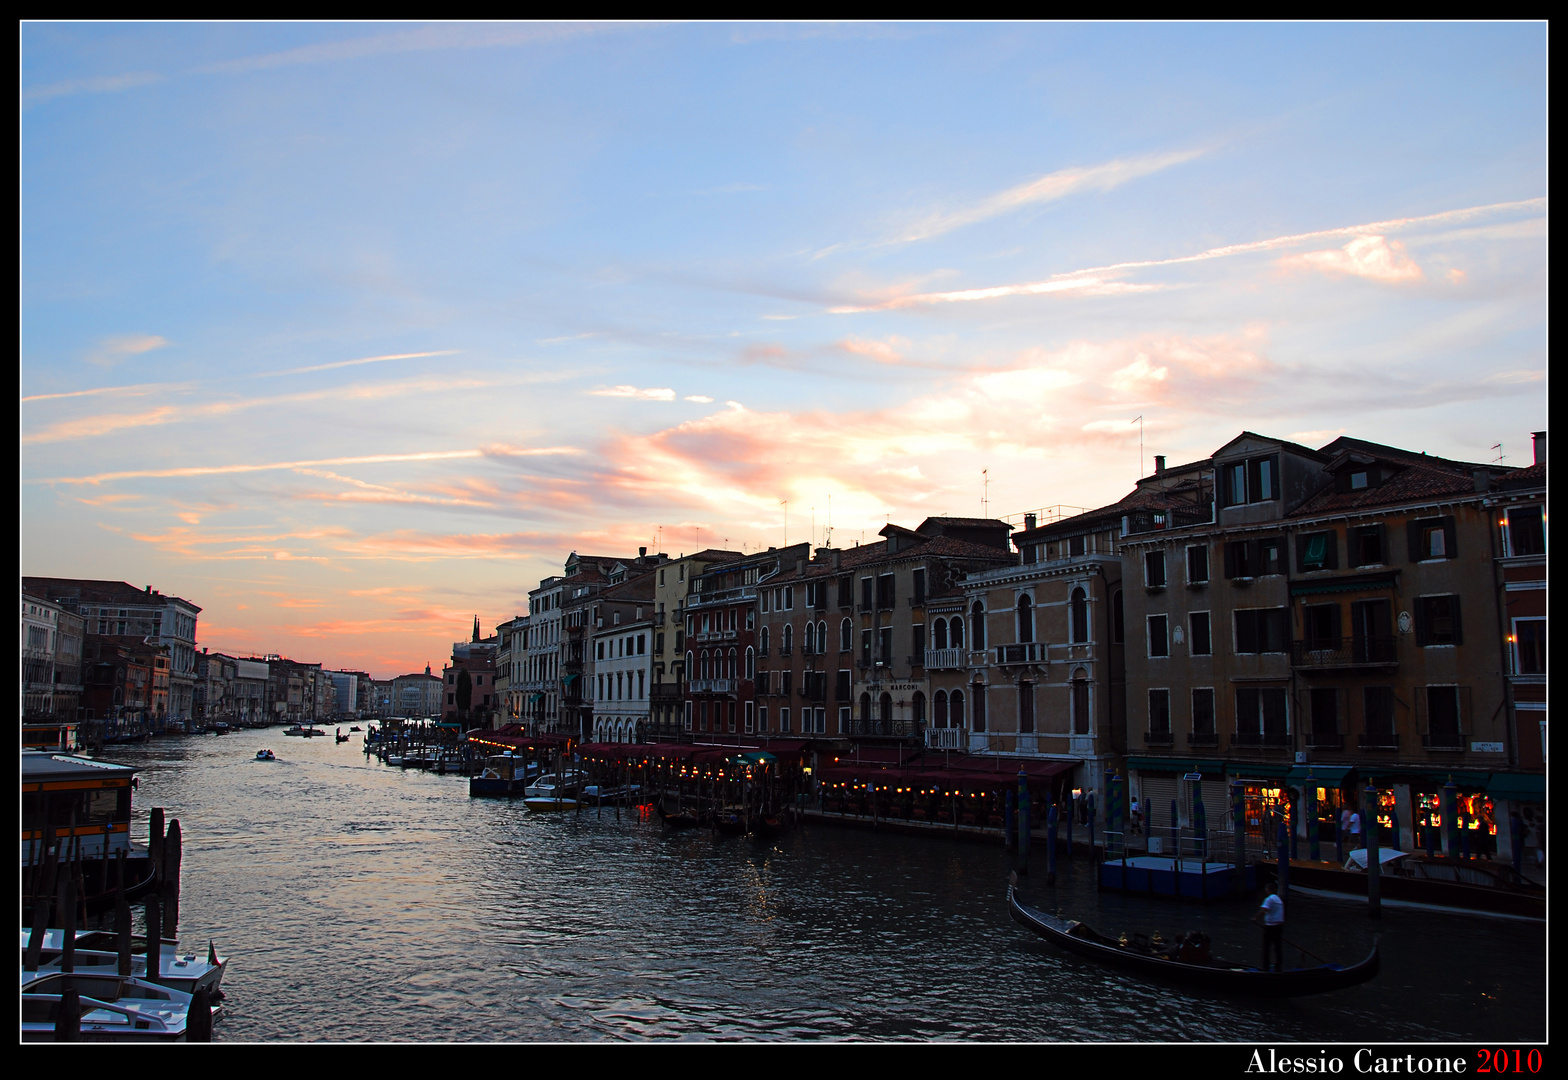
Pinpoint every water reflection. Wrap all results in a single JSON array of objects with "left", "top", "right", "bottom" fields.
[{"left": 98, "top": 729, "right": 1543, "bottom": 1042}]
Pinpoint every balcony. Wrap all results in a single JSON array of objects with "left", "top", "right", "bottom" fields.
[
  {"left": 687, "top": 585, "right": 757, "bottom": 609},
  {"left": 1358, "top": 733, "right": 1400, "bottom": 750},
  {"left": 923, "top": 648, "right": 965, "bottom": 671},
  {"left": 994, "top": 642, "right": 1047, "bottom": 666},
  {"left": 1305, "top": 732, "right": 1343, "bottom": 750},
  {"left": 1290, "top": 637, "right": 1398, "bottom": 670},
  {"left": 846, "top": 719, "right": 923, "bottom": 740},
  {"left": 1232, "top": 731, "right": 1291, "bottom": 747},
  {"left": 1422, "top": 731, "right": 1465, "bottom": 751},
  {"left": 690, "top": 678, "right": 737, "bottom": 695},
  {"left": 1123, "top": 502, "right": 1215, "bottom": 536},
  {"left": 925, "top": 726, "right": 965, "bottom": 750},
  {"left": 1144, "top": 730, "right": 1174, "bottom": 746},
  {"left": 1188, "top": 731, "right": 1218, "bottom": 747}
]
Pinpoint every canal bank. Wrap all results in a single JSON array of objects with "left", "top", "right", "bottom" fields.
[{"left": 97, "top": 727, "right": 1544, "bottom": 1042}]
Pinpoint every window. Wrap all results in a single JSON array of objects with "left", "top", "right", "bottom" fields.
[
  {"left": 1309, "top": 688, "right": 1339, "bottom": 736},
  {"left": 1363, "top": 686, "right": 1395, "bottom": 745},
  {"left": 1234, "top": 608, "right": 1290, "bottom": 653},
  {"left": 1069, "top": 534, "right": 1086, "bottom": 557},
  {"left": 1148, "top": 615, "right": 1169, "bottom": 658},
  {"left": 1408, "top": 516, "right": 1457, "bottom": 561},
  {"left": 861, "top": 577, "right": 874, "bottom": 611},
  {"left": 1018, "top": 682, "right": 1034, "bottom": 733},
  {"left": 1221, "top": 453, "right": 1281, "bottom": 506},
  {"left": 1350, "top": 470, "right": 1369, "bottom": 490},
  {"left": 970, "top": 684, "right": 986, "bottom": 732},
  {"left": 934, "top": 690, "right": 949, "bottom": 727},
  {"left": 1186, "top": 545, "right": 1209, "bottom": 584},
  {"left": 1072, "top": 678, "right": 1089, "bottom": 735},
  {"left": 1514, "top": 618, "right": 1545, "bottom": 675},
  {"left": 1191, "top": 688, "right": 1215, "bottom": 738},
  {"left": 840, "top": 618, "right": 853, "bottom": 651},
  {"left": 912, "top": 569, "right": 926, "bottom": 604},
  {"left": 758, "top": 705, "right": 768, "bottom": 733},
  {"left": 1145, "top": 550, "right": 1167, "bottom": 588},
  {"left": 1297, "top": 530, "right": 1339, "bottom": 572},
  {"left": 1302, "top": 603, "right": 1342, "bottom": 650},
  {"left": 1224, "top": 536, "right": 1285, "bottom": 577},
  {"left": 1071, "top": 587, "right": 1089, "bottom": 644},
  {"left": 1112, "top": 590, "right": 1123, "bottom": 644},
  {"left": 876, "top": 574, "right": 895, "bottom": 609},
  {"left": 1016, "top": 595, "right": 1034, "bottom": 643},
  {"left": 1507, "top": 506, "right": 1546, "bottom": 557},
  {"left": 950, "top": 689, "right": 965, "bottom": 727},
  {"left": 860, "top": 629, "right": 872, "bottom": 665},
  {"left": 836, "top": 669, "right": 851, "bottom": 701},
  {"left": 1189, "top": 612, "right": 1212, "bottom": 656},
  {"left": 745, "top": 701, "right": 755, "bottom": 734},
  {"left": 951, "top": 616, "right": 965, "bottom": 650},
  {"left": 1236, "top": 687, "right": 1289, "bottom": 737},
  {"left": 1349, "top": 524, "right": 1385, "bottom": 567},
  {"left": 971, "top": 603, "right": 986, "bottom": 650},
  {"left": 779, "top": 707, "right": 790, "bottom": 733},
  {"left": 760, "top": 626, "right": 770, "bottom": 654},
  {"left": 933, "top": 618, "right": 947, "bottom": 650},
  {"left": 1148, "top": 689, "right": 1171, "bottom": 734},
  {"left": 877, "top": 626, "right": 892, "bottom": 663},
  {"left": 1426, "top": 686, "right": 1461, "bottom": 736},
  {"left": 1415, "top": 595, "right": 1462, "bottom": 646}
]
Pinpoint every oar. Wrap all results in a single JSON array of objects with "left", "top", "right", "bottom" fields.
[{"left": 1285, "top": 937, "right": 1328, "bottom": 966}]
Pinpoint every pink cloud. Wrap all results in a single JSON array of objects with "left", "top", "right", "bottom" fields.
[{"left": 1279, "top": 235, "right": 1424, "bottom": 283}]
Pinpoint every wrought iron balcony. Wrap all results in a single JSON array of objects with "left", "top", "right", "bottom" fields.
[
  {"left": 686, "top": 585, "right": 757, "bottom": 609},
  {"left": 1123, "top": 502, "right": 1215, "bottom": 536},
  {"left": 1358, "top": 733, "right": 1400, "bottom": 750},
  {"left": 1144, "top": 730, "right": 1174, "bottom": 746},
  {"left": 1422, "top": 731, "right": 1465, "bottom": 751},
  {"left": 1305, "top": 732, "right": 1343, "bottom": 750},
  {"left": 1187, "top": 731, "right": 1218, "bottom": 747},
  {"left": 1231, "top": 730, "right": 1291, "bottom": 747},
  {"left": 846, "top": 719, "right": 924, "bottom": 740},
  {"left": 1291, "top": 636, "right": 1398, "bottom": 669}
]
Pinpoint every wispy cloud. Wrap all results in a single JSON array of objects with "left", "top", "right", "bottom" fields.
[
  {"left": 23, "top": 71, "right": 164, "bottom": 107},
  {"left": 1279, "top": 235, "right": 1424, "bottom": 283},
  {"left": 589, "top": 385, "right": 677, "bottom": 400},
  {"left": 684, "top": 395, "right": 714, "bottom": 403},
  {"left": 259, "top": 350, "right": 460, "bottom": 378},
  {"left": 833, "top": 197, "right": 1546, "bottom": 312},
  {"left": 895, "top": 149, "right": 1206, "bottom": 244},
  {"left": 37, "top": 446, "right": 579, "bottom": 486},
  {"left": 85, "top": 334, "right": 169, "bottom": 369},
  {"left": 23, "top": 381, "right": 187, "bottom": 403},
  {"left": 194, "top": 23, "right": 614, "bottom": 76}
]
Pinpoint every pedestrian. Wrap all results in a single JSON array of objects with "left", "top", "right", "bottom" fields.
[
  {"left": 1253, "top": 882, "right": 1286, "bottom": 972},
  {"left": 1130, "top": 797, "right": 1142, "bottom": 836},
  {"left": 1349, "top": 806, "right": 1363, "bottom": 847}
]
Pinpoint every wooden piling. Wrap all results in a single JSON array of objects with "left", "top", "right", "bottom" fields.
[
  {"left": 54, "top": 988, "right": 82, "bottom": 1042},
  {"left": 117, "top": 850, "right": 134, "bottom": 976},
  {"left": 60, "top": 863, "right": 78, "bottom": 974},
  {"left": 186, "top": 986, "right": 214, "bottom": 1042},
  {"left": 149, "top": 807, "right": 166, "bottom": 890},
  {"left": 163, "top": 819, "right": 183, "bottom": 940},
  {"left": 24, "top": 841, "right": 60, "bottom": 972},
  {"left": 145, "top": 891, "right": 162, "bottom": 985}
]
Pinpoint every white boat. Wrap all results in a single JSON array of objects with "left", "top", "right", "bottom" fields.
[
  {"left": 21, "top": 970, "right": 220, "bottom": 1041},
  {"left": 21, "top": 929, "right": 227, "bottom": 999},
  {"left": 256, "top": 749, "right": 276, "bottom": 761},
  {"left": 523, "top": 770, "right": 586, "bottom": 799}
]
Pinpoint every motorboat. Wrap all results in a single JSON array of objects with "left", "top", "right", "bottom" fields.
[
  {"left": 210, "top": 722, "right": 230, "bottom": 736},
  {"left": 581, "top": 783, "right": 640, "bottom": 805},
  {"left": 524, "top": 769, "right": 586, "bottom": 799},
  {"left": 21, "top": 929, "right": 227, "bottom": 1000},
  {"left": 349, "top": 726, "right": 362, "bottom": 732},
  {"left": 21, "top": 970, "right": 220, "bottom": 1041},
  {"left": 255, "top": 749, "right": 276, "bottom": 761},
  {"left": 470, "top": 753, "right": 537, "bottom": 797},
  {"left": 523, "top": 795, "right": 581, "bottom": 812},
  {"left": 24, "top": 752, "right": 157, "bottom": 921},
  {"left": 284, "top": 725, "right": 327, "bottom": 737}
]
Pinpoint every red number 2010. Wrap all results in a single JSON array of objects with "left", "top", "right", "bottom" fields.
[{"left": 1478, "top": 1050, "right": 1543, "bottom": 1073}]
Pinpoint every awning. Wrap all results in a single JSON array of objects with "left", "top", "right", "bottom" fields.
[
  {"left": 562, "top": 673, "right": 579, "bottom": 686},
  {"left": 1486, "top": 773, "right": 1546, "bottom": 801},
  {"left": 527, "top": 693, "right": 542, "bottom": 703},
  {"left": 1286, "top": 765, "right": 1357, "bottom": 784},
  {"left": 1289, "top": 571, "right": 1400, "bottom": 597},
  {"left": 1228, "top": 763, "right": 1293, "bottom": 779},
  {"left": 1126, "top": 757, "right": 1224, "bottom": 775}
]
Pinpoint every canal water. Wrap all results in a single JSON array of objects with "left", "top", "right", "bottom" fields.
[{"left": 101, "top": 729, "right": 1544, "bottom": 1042}]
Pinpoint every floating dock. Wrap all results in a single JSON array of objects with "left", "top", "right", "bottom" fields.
[{"left": 1098, "top": 856, "right": 1255, "bottom": 900}]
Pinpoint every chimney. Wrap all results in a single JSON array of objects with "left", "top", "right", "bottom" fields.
[
  {"left": 1024, "top": 513, "right": 1037, "bottom": 531},
  {"left": 831, "top": 549, "right": 842, "bottom": 571},
  {"left": 145, "top": 585, "right": 152, "bottom": 593},
  {"left": 796, "top": 557, "right": 807, "bottom": 577},
  {"left": 1534, "top": 431, "right": 1546, "bottom": 466},
  {"left": 1154, "top": 455, "right": 1166, "bottom": 475},
  {"left": 1473, "top": 469, "right": 1492, "bottom": 493},
  {"left": 639, "top": 546, "right": 647, "bottom": 557}
]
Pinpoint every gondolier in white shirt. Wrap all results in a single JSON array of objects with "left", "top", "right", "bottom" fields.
[{"left": 1253, "top": 882, "right": 1285, "bottom": 972}]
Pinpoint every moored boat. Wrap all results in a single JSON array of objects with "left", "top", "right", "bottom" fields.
[
  {"left": 21, "top": 971, "right": 219, "bottom": 1041},
  {"left": 1260, "top": 855, "right": 1544, "bottom": 920},
  {"left": 21, "top": 929, "right": 227, "bottom": 1000},
  {"left": 470, "top": 753, "right": 536, "bottom": 797},
  {"left": 655, "top": 797, "right": 701, "bottom": 829},
  {"left": 1006, "top": 876, "right": 1379, "bottom": 997},
  {"left": 23, "top": 752, "right": 157, "bottom": 920}
]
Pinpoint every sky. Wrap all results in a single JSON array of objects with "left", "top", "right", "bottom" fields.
[{"left": 21, "top": 22, "right": 1547, "bottom": 679}]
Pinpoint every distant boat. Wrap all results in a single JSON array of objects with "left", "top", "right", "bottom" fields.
[{"left": 255, "top": 749, "right": 276, "bottom": 761}]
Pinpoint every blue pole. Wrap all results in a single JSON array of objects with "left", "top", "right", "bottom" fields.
[
  {"left": 1232, "top": 779, "right": 1247, "bottom": 896},
  {"left": 1443, "top": 778, "right": 1459, "bottom": 858},
  {"left": 1003, "top": 787, "right": 1015, "bottom": 849},
  {"left": 1046, "top": 802, "right": 1057, "bottom": 882},
  {"left": 1065, "top": 791, "right": 1074, "bottom": 858},
  {"left": 1306, "top": 774, "right": 1320, "bottom": 862},
  {"left": 1017, "top": 771, "right": 1031, "bottom": 868},
  {"left": 1276, "top": 819, "right": 1290, "bottom": 903}
]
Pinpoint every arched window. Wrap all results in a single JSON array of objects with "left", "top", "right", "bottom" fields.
[
  {"left": 728, "top": 647, "right": 737, "bottom": 679},
  {"left": 685, "top": 652, "right": 694, "bottom": 682},
  {"left": 950, "top": 689, "right": 965, "bottom": 727},
  {"left": 1071, "top": 587, "right": 1089, "bottom": 644},
  {"left": 951, "top": 616, "right": 965, "bottom": 650},
  {"left": 934, "top": 690, "right": 949, "bottom": 726},
  {"left": 879, "top": 692, "right": 893, "bottom": 725},
  {"left": 700, "top": 650, "right": 710, "bottom": 679},
  {"left": 818, "top": 622, "right": 828, "bottom": 653},
  {"left": 803, "top": 622, "right": 816, "bottom": 655},
  {"left": 933, "top": 618, "right": 948, "bottom": 650},
  {"left": 972, "top": 602, "right": 986, "bottom": 650},
  {"left": 782, "top": 624, "right": 793, "bottom": 653},
  {"left": 859, "top": 692, "right": 872, "bottom": 723},
  {"left": 760, "top": 626, "right": 770, "bottom": 654},
  {"left": 840, "top": 618, "right": 853, "bottom": 651},
  {"left": 746, "top": 646, "right": 755, "bottom": 679},
  {"left": 912, "top": 691, "right": 926, "bottom": 723},
  {"left": 1017, "top": 594, "right": 1034, "bottom": 644}
]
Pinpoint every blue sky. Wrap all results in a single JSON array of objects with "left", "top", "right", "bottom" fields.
[{"left": 21, "top": 22, "right": 1546, "bottom": 677}]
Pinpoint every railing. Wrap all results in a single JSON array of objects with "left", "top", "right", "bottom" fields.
[
  {"left": 995, "top": 642, "right": 1047, "bottom": 665},
  {"left": 1232, "top": 730, "right": 1291, "bottom": 747},
  {"left": 690, "top": 678, "right": 737, "bottom": 695},
  {"left": 1422, "top": 731, "right": 1465, "bottom": 751},
  {"left": 1358, "top": 733, "right": 1399, "bottom": 750},
  {"left": 846, "top": 719, "right": 924, "bottom": 740},
  {"left": 1305, "top": 732, "right": 1343, "bottom": 749},
  {"left": 1123, "top": 502, "right": 1216, "bottom": 536},
  {"left": 1144, "top": 730, "right": 1174, "bottom": 746},
  {"left": 1290, "top": 637, "right": 1398, "bottom": 668},
  {"left": 924, "top": 726, "right": 965, "bottom": 750},
  {"left": 922, "top": 648, "right": 965, "bottom": 670},
  {"left": 1187, "top": 731, "right": 1218, "bottom": 746},
  {"left": 687, "top": 585, "right": 757, "bottom": 609}
]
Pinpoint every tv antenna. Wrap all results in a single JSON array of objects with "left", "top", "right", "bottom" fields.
[
  {"left": 982, "top": 468, "right": 989, "bottom": 517},
  {"left": 1132, "top": 415, "right": 1144, "bottom": 476},
  {"left": 1492, "top": 443, "right": 1505, "bottom": 465}
]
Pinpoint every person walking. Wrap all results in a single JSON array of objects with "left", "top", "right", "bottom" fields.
[{"left": 1253, "top": 882, "right": 1286, "bottom": 972}]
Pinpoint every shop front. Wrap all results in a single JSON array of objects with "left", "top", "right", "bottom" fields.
[{"left": 1285, "top": 764, "right": 1357, "bottom": 856}]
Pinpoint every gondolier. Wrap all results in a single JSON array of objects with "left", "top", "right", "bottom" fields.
[{"left": 1254, "top": 882, "right": 1285, "bottom": 972}]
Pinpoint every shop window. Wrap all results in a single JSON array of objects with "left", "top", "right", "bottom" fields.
[
  {"left": 1297, "top": 530, "right": 1339, "bottom": 572},
  {"left": 1234, "top": 608, "right": 1290, "bottom": 653},
  {"left": 1189, "top": 612, "right": 1212, "bottom": 656},
  {"left": 1506, "top": 505, "right": 1545, "bottom": 557},
  {"left": 1414, "top": 595, "right": 1462, "bottom": 646}
]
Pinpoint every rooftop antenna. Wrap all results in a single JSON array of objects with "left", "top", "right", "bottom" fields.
[
  {"left": 982, "top": 468, "right": 989, "bottom": 518},
  {"left": 1492, "top": 443, "right": 1505, "bottom": 465},
  {"left": 1132, "top": 415, "right": 1144, "bottom": 476},
  {"left": 824, "top": 495, "right": 833, "bottom": 548},
  {"left": 781, "top": 500, "right": 788, "bottom": 547},
  {"left": 811, "top": 507, "right": 815, "bottom": 549}
]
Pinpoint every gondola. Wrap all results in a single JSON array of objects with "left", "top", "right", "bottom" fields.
[
  {"left": 1006, "top": 876, "right": 1378, "bottom": 998},
  {"left": 655, "top": 797, "right": 701, "bottom": 830}
]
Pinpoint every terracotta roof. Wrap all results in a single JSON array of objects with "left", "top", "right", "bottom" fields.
[
  {"left": 21, "top": 577, "right": 200, "bottom": 611},
  {"left": 1291, "top": 454, "right": 1502, "bottom": 517}
]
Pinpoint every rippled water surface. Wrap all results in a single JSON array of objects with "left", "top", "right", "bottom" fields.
[{"left": 102, "top": 730, "right": 1544, "bottom": 1042}]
